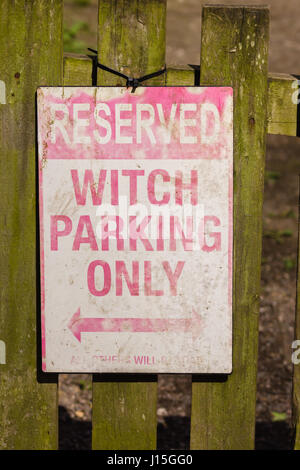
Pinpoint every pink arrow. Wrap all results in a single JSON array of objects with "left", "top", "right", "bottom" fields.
[{"left": 68, "top": 308, "right": 202, "bottom": 343}]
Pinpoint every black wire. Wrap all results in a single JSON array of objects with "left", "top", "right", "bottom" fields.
[{"left": 87, "top": 48, "right": 166, "bottom": 92}]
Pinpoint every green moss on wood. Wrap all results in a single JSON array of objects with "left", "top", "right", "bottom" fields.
[
  {"left": 92, "top": 380, "right": 157, "bottom": 449},
  {"left": 166, "top": 66, "right": 194, "bottom": 86},
  {"left": 63, "top": 54, "right": 93, "bottom": 86},
  {"left": 190, "top": 5, "right": 269, "bottom": 450},
  {"left": 92, "top": 0, "right": 167, "bottom": 450},
  {"left": 0, "top": 0, "right": 63, "bottom": 450},
  {"left": 97, "top": 0, "right": 166, "bottom": 86},
  {"left": 166, "top": 68, "right": 300, "bottom": 136},
  {"left": 268, "top": 73, "right": 298, "bottom": 136}
]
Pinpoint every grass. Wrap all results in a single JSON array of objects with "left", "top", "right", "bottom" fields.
[
  {"left": 267, "top": 209, "right": 296, "bottom": 219},
  {"left": 263, "top": 229, "right": 293, "bottom": 244},
  {"left": 64, "top": 21, "right": 89, "bottom": 54},
  {"left": 283, "top": 257, "right": 296, "bottom": 271},
  {"left": 271, "top": 411, "right": 287, "bottom": 422},
  {"left": 265, "top": 170, "right": 281, "bottom": 182},
  {"left": 79, "top": 380, "right": 92, "bottom": 391}
]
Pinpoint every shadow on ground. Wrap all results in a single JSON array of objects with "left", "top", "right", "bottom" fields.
[
  {"left": 59, "top": 406, "right": 92, "bottom": 450},
  {"left": 157, "top": 417, "right": 190, "bottom": 450},
  {"left": 255, "top": 421, "right": 293, "bottom": 450},
  {"left": 59, "top": 407, "right": 293, "bottom": 450}
]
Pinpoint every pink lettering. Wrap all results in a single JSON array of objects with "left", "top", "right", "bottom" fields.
[
  {"left": 129, "top": 216, "right": 153, "bottom": 251},
  {"left": 116, "top": 261, "right": 139, "bottom": 296},
  {"left": 202, "top": 216, "right": 221, "bottom": 252},
  {"left": 122, "top": 170, "right": 144, "bottom": 205},
  {"left": 101, "top": 216, "right": 124, "bottom": 251},
  {"left": 73, "top": 215, "right": 98, "bottom": 250},
  {"left": 144, "top": 261, "right": 163, "bottom": 296},
  {"left": 147, "top": 169, "right": 170, "bottom": 205},
  {"left": 50, "top": 215, "right": 72, "bottom": 250},
  {"left": 71, "top": 169, "right": 106, "bottom": 205},
  {"left": 175, "top": 170, "right": 198, "bottom": 205},
  {"left": 170, "top": 216, "right": 193, "bottom": 251},
  {"left": 162, "top": 261, "right": 185, "bottom": 295},
  {"left": 87, "top": 260, "right": 111, "bottom": 296}
]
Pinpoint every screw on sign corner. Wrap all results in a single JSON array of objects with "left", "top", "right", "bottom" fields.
[{"left": 0, "top": 340, "right": 6, "bottom": 364}]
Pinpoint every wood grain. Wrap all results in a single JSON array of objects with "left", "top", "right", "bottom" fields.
[
  {"left": 0, "top": 0, "right": 63, "bottom": 449},
  {"left": 92, "top": 0, "right": 167, "bottom": 450},
  {"left": 190, "top": 5, "right": 269, "bottom": 450}
]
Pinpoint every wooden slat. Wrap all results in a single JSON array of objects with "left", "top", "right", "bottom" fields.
[
  {"left": 62, "top": 53, "right": 299, "bottom": 137},
  {"left": 293, "top": 185, "right": 300, "bottom": 449},
  {"left": 93, "top": 376, "right": 159, "bottom": 449},
  {"left": 166, "top": 66, "right": 194, "bottom": 86},
  {"left": 168, "top": 67, "right": 299, "bottom": 137},
  {"left": 92, "top": 0, "right": 167, "bottom": 450},
  {"left": 63, "top": 54, "right": 94, "bottom": 86},
  {"left": 62, "top": 50, "right": 94, "bottom": 450},
  {"left": 267, "top": 73, "right": 298, "bottom": 137},
  {"left": 190, "top": 5, "right": 269, "bottom": 450},
  {"left": 96, "top": 0, "right": 166, "bottom": 86},
  {"left": 0, "top": 0, "right": 63, "bottom": 449}
]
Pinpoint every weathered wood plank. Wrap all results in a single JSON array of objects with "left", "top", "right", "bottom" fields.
[
  {"left": 62, "top": 54, "right": 299, "bottom": 137},
  {"left": 171, "top": 67, "right": 299, "bottom": 137},
  {"left": 166, "top": 66, "right": 194, "bottom": 86},
  {"left": 93, "top": 376, "right": 159, "bottom": 449},
  {"left": 0, "top": 0, "right": 63, "bottom": 449},
  {"left": 93, "top": 375, "right": 157, "bottom": 450},
  {"left": 190, "top": 5, "right": 269, "bottom": 450},
  {"left": 92, "top": 0, "right": 167, "bottom": 450},
  {"left": 97, "top": 0, "right": 166, "bottom": 86},
  {"left": 63, "top": 54, "right": 94, "bottom": 86},
  {"left": 293, "top": 186, "right": 300, "bottom": 449},
  {"left": 62, "top": 49, "right": 94, "bottom": 451},
  {"left": 268, "top": 73, "right": 298, "bottom": 136}
]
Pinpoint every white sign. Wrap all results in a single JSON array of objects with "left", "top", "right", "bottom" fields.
[{"left": 37, "top": 86, "right": 233, "bottom": 373}]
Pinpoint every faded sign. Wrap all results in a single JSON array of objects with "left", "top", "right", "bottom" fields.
[{"left": 37, "top": 86, "right": 233, "bottom": 373}]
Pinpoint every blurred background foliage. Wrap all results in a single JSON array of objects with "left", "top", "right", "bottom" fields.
[{"left": 64, "top": 0, "right": 97, "bottom": 54}]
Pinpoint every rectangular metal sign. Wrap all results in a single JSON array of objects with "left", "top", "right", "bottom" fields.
[{"left": 37, "top": 86, "right": 233, "bottom": 373}]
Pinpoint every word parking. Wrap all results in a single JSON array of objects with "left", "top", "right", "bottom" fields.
[{"left": 38, "top": 86, "right": 233, "bottom": 374}]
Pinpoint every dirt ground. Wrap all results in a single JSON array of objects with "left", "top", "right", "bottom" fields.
[{"left": 60, "top": 0, "right": 300, "bottom": 450}]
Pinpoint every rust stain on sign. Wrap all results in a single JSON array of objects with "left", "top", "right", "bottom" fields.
[{"left": 37, "top": 86, "right": 233, "bottom": 373}]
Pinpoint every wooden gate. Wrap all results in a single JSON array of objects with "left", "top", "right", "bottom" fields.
[{"left": 0, "top": 0, "right": 299, "bottom": 450}]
